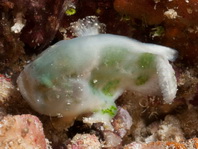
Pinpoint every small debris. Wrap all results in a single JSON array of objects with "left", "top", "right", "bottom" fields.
[{"left": 164, "top": 9, "right": 178, "bottom": 19}]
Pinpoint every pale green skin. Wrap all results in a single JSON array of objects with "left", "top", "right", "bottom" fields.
[{"left": 17, "top": 34, "right": 176, "bottom": 118}]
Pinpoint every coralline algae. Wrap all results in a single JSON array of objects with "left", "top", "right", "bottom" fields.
[{"left": 17, "top": 34, "right": 177, "bottom": 123}]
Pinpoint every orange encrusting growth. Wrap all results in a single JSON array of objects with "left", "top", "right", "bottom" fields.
[
  {"left": 114, "top": 0, "right": 198, "bottom": 26},
  {"left": 124, "top": 138, "right": 198, "bottom": 149},
  {"left": 114, "top": 0, "right": 164, "bottom": 25},
  {"left": 193, "top": 138, "right": 198, "bottom": 148},
  {"left": 114, "top": 0, "right": 198, "bottom": 64}
]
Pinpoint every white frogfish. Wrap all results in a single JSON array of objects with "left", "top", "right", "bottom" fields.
[
  {"left": 17, "top": 16, "right": 177, "bottom": 130},
  {"left": 17, "top": 16, "right": 177, "bottom": 129}
]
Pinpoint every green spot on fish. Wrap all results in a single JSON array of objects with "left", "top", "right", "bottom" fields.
[
  {"left": 135, "top": 75, "right": 149, "bottom": 85},
  {"left": 101, "top": 106, "right": 117, "bottom": 117},
  {"left": 102, "top": 47, "right": 129, "bottom": 67},
  {"left": 102, "top": 80, "right": 120, "bottom": 96},
  {"left": 138, "top": 53, "right": 155, "bottom": 69},
  {"left": 39, "top": 74, "right": 53, "bottom": 87}
]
